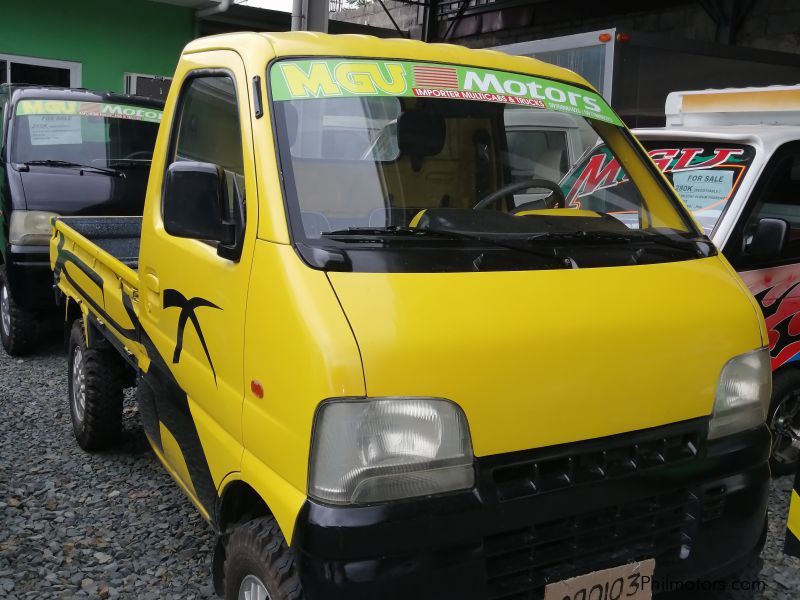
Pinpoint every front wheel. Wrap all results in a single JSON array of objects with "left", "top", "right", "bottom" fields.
[
  {"left": 224, "top": 517, "right": 304, "bottom": 600},
  {"left": 768, "top": 369, "right": 800, "bottom": 476},
  {"left": 0, "top": 267, "right": 38, "bottom": 356}
]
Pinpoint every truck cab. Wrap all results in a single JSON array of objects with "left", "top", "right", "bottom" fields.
[
  {"left": 51, "top": 33, "right": 772, "bottom": 599},
  {"left": 0, "top": 84, "right": 162, "bottom": 355},
  {"left": 633, "top": 86, "right": 800, "bottom": 475}
]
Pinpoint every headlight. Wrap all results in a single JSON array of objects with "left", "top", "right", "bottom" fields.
[
  {"left": 309, "top": 397, "right": 474, "bottom": 505},
  {"left": 9, "top": 210, "right": 58, "bottom": 245},
  {"left": 708, "top": 348, "right": 771, "bottom": 440}
]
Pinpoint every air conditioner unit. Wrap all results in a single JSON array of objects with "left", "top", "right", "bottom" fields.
[{"left": 124, "top": 73, "right": 172, "bottom": 100}]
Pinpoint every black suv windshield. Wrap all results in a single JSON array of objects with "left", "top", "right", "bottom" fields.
[
  {"left": 11, "top": 98, "right": 162, "bottom": 169},
  {"left": 270, "top": 59, "right": 704, "bottom": 272}
]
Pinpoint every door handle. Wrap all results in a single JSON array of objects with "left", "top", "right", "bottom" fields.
[{"left": 144, "top": 273, "right": 160, "bottom": 293}]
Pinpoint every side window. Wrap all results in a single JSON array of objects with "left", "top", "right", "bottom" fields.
[
  {"left": 165, "top": 75, "right": 244, "bottom": 230},
  {"left": 506, "top": 129, "right": 569, "bottom": 182},
  {"left": 730, "top": 144, "right": 800, "bottom": 268}
]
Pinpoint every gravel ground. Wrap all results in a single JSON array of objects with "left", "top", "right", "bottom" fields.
[
  {"left": 0, "top": 337, "right": 215, "bottom": 599},
  {"left": 1, "top": 338, "right": 799, "bottom": 599}
]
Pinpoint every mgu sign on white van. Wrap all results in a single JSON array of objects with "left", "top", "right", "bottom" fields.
[{"left": 270, "top": 59, "right": 622, "bottom": 125}]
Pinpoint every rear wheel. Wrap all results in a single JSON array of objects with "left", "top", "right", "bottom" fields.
[
  {"left": 768, "top": 369, "right": 800, "bottom": 476},
  {"left": 68, "top": 320, "right": 125, "bottom": 451},
  {"left": 224, "top": 517, "right": 304, "bottom": 600},
  {"left": 0, "top": 267, "right": 38, "bottom": 356}
]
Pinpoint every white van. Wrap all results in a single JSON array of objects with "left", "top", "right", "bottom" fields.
[{"left": 631, "top": 86, "right": 800, "bottom": 474}]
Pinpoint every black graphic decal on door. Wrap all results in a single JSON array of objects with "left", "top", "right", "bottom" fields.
[{"left": 163, "top": 289, "right": 221, "bottom": 382}]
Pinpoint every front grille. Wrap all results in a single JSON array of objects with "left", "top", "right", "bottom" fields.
[
  {"left": 701, "top": 486, "right": 727, "bottom": 522},
  {"left": 490, "top": 424, "right": 703, "bottom": 502},
  {"left": 484, "top": 489, "right": 698, "bottom": 600}
]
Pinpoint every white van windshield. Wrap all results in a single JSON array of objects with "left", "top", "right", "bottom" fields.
[{"left": 598, "top": 141, "right": 756, "bottom": 234}]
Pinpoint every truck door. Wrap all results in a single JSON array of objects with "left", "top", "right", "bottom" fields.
[{"left": 136, "top": 51, "right": 257, "bottom": 517}]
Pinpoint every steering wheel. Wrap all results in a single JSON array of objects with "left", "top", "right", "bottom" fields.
[{"left": 473, "top": 178, "right": 566, "bottom": 211}]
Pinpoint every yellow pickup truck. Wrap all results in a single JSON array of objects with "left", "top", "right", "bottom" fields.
[{"left": 51, "top": 32, "right": 773, "bottom": 599}]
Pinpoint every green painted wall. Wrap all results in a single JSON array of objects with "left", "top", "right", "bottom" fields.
[{"left": 0, "top": 0, "right": 195, "bottom": 92}]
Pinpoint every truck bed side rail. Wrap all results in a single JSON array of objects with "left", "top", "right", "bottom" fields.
[{"left": 50, "top": 218, "right": 147, "bottom": 367}]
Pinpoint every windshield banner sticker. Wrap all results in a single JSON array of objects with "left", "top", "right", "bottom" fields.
[
  {"left": 270, "top": 59, "right": 621, "bottom": 124},
  {"left": 16, "top": 100, "right": 163, "bottom": 123},
  {"left": 563, "top": 146, "right": 748, "bottom": 208}
]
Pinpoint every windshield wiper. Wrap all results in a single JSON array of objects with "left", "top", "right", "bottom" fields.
[
  {"left": 322, "top": 226, "right": 576, "bottom": 269},
  {"left": 21, "top": 160, "right": 123, "bottom": 177},
  {"left": 527, "top": 230, "right": 634, "bottom": 244},
  {"left": 526, "top": 229, "right": 713, "bottom": 257},
  {"left": 323, "top": 226, "right": 425, "bottom": 238}
]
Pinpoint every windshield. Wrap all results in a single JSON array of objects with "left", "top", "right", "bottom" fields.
[
  {"left": 635, "top": 141, "right": 755, "bottom": 234},
  {"left": 11, "top": 98, "right": 162, "bottom": 168},
  {"left": 271, "top": 59, "right": 702, "bottom": 272}
]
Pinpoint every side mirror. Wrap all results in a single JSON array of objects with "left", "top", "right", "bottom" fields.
[
  {"left": 748, "top": 217, "right": 788, "bottom": 259},
  {"left": 163, "top": 161, "right": 243, "bottom": 260}
]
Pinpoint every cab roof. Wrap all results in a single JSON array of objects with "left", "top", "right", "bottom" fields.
[
  {"left": 665, "top": 85, "right": 800, "bottom": 128},
  {"left": 3, "top": 84, "right": 164, "bottom": 109},
  {"left": 183, "top": 31, "right": 594, "bottom": 90}
]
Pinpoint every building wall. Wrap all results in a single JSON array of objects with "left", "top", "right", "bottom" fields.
[
  {"left": 0, "top": 0, "right": 195, "bottom": 92},
  {"left": 454, "top": 0, "right": 800, "bottom": 53},
  {"left": 333, "top": 0, "right": 800, "bottom": 55},
  {"left": 332, "top": 0, "right": 421, "bottom": 34}
]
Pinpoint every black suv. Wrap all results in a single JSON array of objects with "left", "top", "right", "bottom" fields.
[{"left": 0, "top": 84, "right": 163, "bottom": 354}]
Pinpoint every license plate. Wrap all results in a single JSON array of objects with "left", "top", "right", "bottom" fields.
[{"left": 543, "top": 559, "right": 655, "bottom": 600}]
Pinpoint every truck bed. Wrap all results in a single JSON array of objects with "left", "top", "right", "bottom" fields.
[
  {"left": 56, "top": 216, "right": 142, "bottom": 269},
  {"left": 50, "top": 216, "right": 146, "bottom": 366}
]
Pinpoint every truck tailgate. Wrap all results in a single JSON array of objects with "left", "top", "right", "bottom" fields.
[{"left": 51, "top": 216, "right": 146, "bottom": 365}]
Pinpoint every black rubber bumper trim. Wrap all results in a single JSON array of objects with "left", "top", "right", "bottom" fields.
[
  {"left": 291, "top": 423, "right": 770, "bottom": 600},
  {"left": 6, "top": 245, "right": 56, "bottom": 310}
]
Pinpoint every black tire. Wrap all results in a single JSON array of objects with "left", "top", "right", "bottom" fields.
[
  {"left": 67, "top": 320, "right": 125, "bottom": 451},
  {"left": 0, "top": 266, "right": 38, "bottom": 356},
  {"left": 224, "top": 516, "right": 304, "bottom": 600},
  {"left": 768, "top": 369, "right": 800, "bottom": 476}
]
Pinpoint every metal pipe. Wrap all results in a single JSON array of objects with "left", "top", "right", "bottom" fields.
[
  {"left": 376, "top": 0, "right": 405, "bottom": 37},
  {"left": 198, "top": 0, "right": 232, "bottom": 18},
  {"left": 292, "top": 0, "right": 304, "bottom": 30}
]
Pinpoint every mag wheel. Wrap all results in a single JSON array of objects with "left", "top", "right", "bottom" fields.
[
  {"left": 768, "top": 370, "right": 800, "bottom": 476},
  {"left": 67, "top": 320, "right": 125, "bottom": 451}
]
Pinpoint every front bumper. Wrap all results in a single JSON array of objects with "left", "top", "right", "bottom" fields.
[
  {"left": 292, "top": 419, "right": 770, "bottom": 599},
  {"left": 5, "top": 244, "right": 56, "bottom": 311}
]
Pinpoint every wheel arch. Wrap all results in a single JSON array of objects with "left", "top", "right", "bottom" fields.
[
  {"left": 217, "top": 478, "right": 273, "bottom": 533},
  {"left": 773, "top": 360, "right": 800, "bottom": 379}
]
